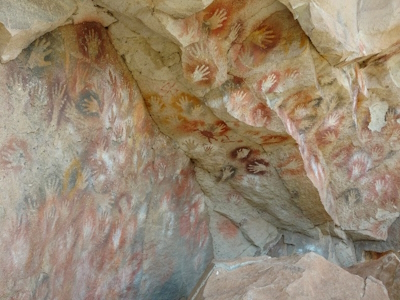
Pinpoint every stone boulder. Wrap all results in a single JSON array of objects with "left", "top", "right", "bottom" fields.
[
  {"left": 346, "top": 253, "right": 400, "bottom": 300},
  {"left": 190, "top": 252, "right": 389, "bottom": 300}
]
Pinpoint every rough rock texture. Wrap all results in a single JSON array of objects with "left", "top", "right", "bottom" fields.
[
  {"left": 189, "top": 252, "right": 390, "bottom": 300},
  {"left": 0, "top": 0, "right": 116, "bottom": 62},
  {"left": 346, "top": 253, "right": 400, "bottom": 300},
  {"left": 0, "top": 22, "right": 212, "bottom": 299},
  {"left": 2, "top": 0, "right": 400, "bottom": 298},
  {"left": 280, "top": 0, "right": 400, "bottom": 66},
  {"left": 104, "top": 0, "right": 400, "bottom": 257}
]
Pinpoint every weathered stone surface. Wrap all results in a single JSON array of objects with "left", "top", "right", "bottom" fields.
[
  {"left": 267, "top": 230, "right": 357, "bottom": 267},
  {"left": 0, "top": 0, "right": 76, "bottom": 62},
  {"left": 0, "top": 0, "right": 117, "bottom": 63},
  {"left": 108, "top": 0, "right": 331, "bottom": 243},
  {"left": 2, "top": 0, "right": 400, "bottom": 298},
  {"left": 72, "top": 0, "right": 117, "bottom": 26},
  {"left": 95, "top": 0, "right": 213, "bottom": 19},
  {"left": 346, "top": 253, "right": 400, "bottom": 300},
  {"left": 190, "top": 252, "right": 390, "bottom": 300},
  {"left": 105, "top": 0, "right": 400, "bottom": 247},
  {"left": 0, "top": 22, "right": 212, "bottom": 299},
  {"left": 279, "top": 0, "right": 400, "bottom": 66},
  {"left": 354, "top": 217, "right": 400, "bottom": 260}
]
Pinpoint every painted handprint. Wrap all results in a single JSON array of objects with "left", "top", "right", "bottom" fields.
[
  {"left": 7, "top": 73, "right": 30, "bottom": 105},
  {"left": 285, "top": 69, "right": 300, "bottom": 80},
  {"left": 323, "top": 130, "right": 337, "bottom": 143},
  {"left": 375, "top": 179, "right": 387, "bottom": 196},
  {"left": 246, "top": 159, "right": 269, "bottom": 175},
  {"left": 261, "top": 74, "right": 278, "bottom": 93},
  {"left": 228, "top": 193, "right": 242, "bottom": 204},
  {"left": 293, "top": 104, "right": 308, "bottom": 119},
  {"left": 182, "top": 138, "right": 198, "bottom": 152},
  {"left": 203, "top": 144, "right": 214, "bottom": 153},
  {"left": 323, "top": 112, "right": 341, "bottom": 129},
  {"left": 249, "top": 26, "right": 276, "bottom": 49},
  {"left": 96, "top": 195, "right": 114, "bottom": 212},
  {"left": 250, "top": 103, "right": 271, "bottom": 127},
  {"left": 177, "top": 95, "right": 192, "bottom": 111},
  {"left": 30, "top": 80, "right": 48, "bottom": 106},
  {"left": 239, "top": 47, "right": 254, "bottom": 67},
  {"left": 183, "top": 25, "right": 197, "bottom": 41},
  {"left": 85, "top": 29, "right": 101, "bottom": 60},
  {"left": 50, "top": 82, "right": 67, "bottom": 128},
  {"left": 228, "top": 23, "right": 241, "bottom": 43},
  {"left": 237, "top": 148, "right": 251, "bottom": 159},
  {"left": 231, "top": 147, "right": 251, "bottom": 160},
  {"left": 166, "top": 115, "right": 182, "bottom": 126},
  {"left": 76, "top": 91, "right": 102, "bottom": 117},
  {"left": 191, "top": 105, "right": 205, "bottom": 117},
  {"left": 149, "top": 95, "right": 165, "bottom": 112},
  {"left": 205, "top": 9, "right": 227, "bottom": 30},
  {"left": 192, "top": 65, "right": 210, "bottom": 82},
  {"left": 28, "top": 38, "right": 52, "bottom": 69},
  {"left": 82, "top": 96, "right": 101, "bottom": 116},
  {"left": 345, "top": 188, "right": 361, "bottom": 206},
  {"left": 113, "top": 123, "right": 124, "bottom": 142},
  {"left": 231, "top": 90, "right": 247, "bottom": 103},
  {"left": 219, "top": 165, "right": 236, "bottom": 182},
  {"left": 45, "top": 175, "right": 61, "bottom": 199},
  {"left": 81, "top": 167, "right": 92, "bottom": 190},
  {"left": 188, "top": 43, "right": 207, "bottom": 59},
  {"left": 214, "top": 122, "right": 229, "bottom": 135}
]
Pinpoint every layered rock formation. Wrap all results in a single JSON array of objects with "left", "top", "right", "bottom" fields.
[{"left": 1, "top": 0, "right": 400, "bottom": 299}]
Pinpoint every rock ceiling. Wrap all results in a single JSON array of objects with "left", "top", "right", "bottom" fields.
[{"left": 1, "top": 0, "right": 400, "bottom": 298}]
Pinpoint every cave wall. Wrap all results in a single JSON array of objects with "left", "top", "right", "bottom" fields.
[
  {"left": 1, "top": 0, "right": 400, "bottom": 298},
  {"left": 0, "top": 22, "right": 212, "bottom": 299},
  {"left": 104, "top": 0, "right": 400, "bottom": 259}
]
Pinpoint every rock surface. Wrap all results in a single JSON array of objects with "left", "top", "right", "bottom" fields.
[
  {"left": 0, "top": 22, "right": 212, "bottom": 299},
  {"left": 1, "top": 0, "right": 400, "bottom": 298},
  {"left": 0, "top": 0, "right": 116, "bottom": 62},
  {"left": 190, "top": 252, "right": 390, "bottom": 300},
  {"left": 279, "top": 0, "right": 400, "bottom": 66},
  {"left": 105, "top": 0, "right": 400, "bottom": 253},
  {"left": 346, "top": 253, "right": 400, "bottom": 300}
]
